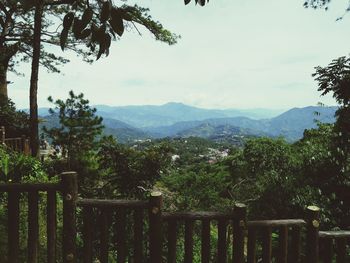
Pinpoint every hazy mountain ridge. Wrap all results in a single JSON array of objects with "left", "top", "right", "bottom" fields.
[
  {"left": 94, "top": 102, "right": 284, "bottom": 127},
  {"left": 37, "top": 103, "right": 338, "bottom": 143},
  {"left": 141, "top": 105, "right": 337, "bottom": 141}
]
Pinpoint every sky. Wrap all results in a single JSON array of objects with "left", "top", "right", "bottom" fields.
[{"left": 7, "top": 0, "right": 350, "bottom": 110}]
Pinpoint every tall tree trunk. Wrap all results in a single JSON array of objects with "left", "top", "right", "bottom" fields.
[
  {"left": 0, "top": 60, "right": 8, "bottom": 98},
  {"left": 30, "top": 1, "right": 44, "bottom": 157},
  {"left": 0, "top": 44, "right": 19, "bottom": 99}
]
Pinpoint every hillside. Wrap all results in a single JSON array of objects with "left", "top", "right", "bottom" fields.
[
  {"left": 143, "top": 106, "right": 337, "bottom": 141},
  {"left": 176, "top": 123, "right": 262, "bottom": 145},
  {"left": 37, "top": 104, "right": 337, "bottom": 143},
  {"left": 94, "top": 102, "right": 283, "bottom": 127},
  {"left": 39, "top": 115, "right": 150, "bottom": 143}
]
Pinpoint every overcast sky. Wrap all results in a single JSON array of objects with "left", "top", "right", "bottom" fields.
[{"left": 8, "top": 0, "right": 350, "bottom": 110}]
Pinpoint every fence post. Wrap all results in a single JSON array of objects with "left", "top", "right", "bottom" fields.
[
  {"left": 306, "top": 205, "right": 320, "bottom": 263},
  {"left": 233, "top": 203, "right": 246, "bottom": 263},
  {"left": 149, "top": 191, "right": 163, "bottom": 263},
  {"left": 61, "top": 172, "right": 78, "bottom": 263},
  {"left": 1, "top": 126, "right": 5, "bottom": 144},
  {"left": 21, "top": 135, "right": 26, "bottom": 153}
]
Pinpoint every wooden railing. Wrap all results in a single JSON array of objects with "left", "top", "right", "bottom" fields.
[
  {"left": 77, "top": 198, "right": 150, "bottom": 263},
  {"left": 1, "top": 171, "right": 349, "bottom": 262},
  {"left": 0, "top": 172, "right": 77, "bottom": 263},
  {"left": 319, "top": 230, "right": 350, "bottom": 263},
  {"left": 0, "top": 126, "right": 30, "bottom": 155}
]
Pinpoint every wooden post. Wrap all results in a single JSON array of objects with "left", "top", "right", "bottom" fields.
[
  {"left": 233, "top": 203, "right": 246, "bottom": 263},
  {"left": 306, "top": 205, "right": 320, "bottom": 263},
  {"left": 61, "top": 172, "right": 78, "bottom": 263},
  {"left": 21, "top": 135, "right": 26, "bottom": 154},
  {"left": 1, "top": 126, "right": 5, "bottom": 144},
  {"left": 149, "top": 191, "right": 162, "bottom": 263}
]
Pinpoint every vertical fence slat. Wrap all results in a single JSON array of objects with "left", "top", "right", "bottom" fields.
[
  {"left": 218, "top": 219, "right": 227, "bottom": 263},
  {"left": 149, "top": 192, "right": 162, "bottom": 263},
  {"left": 100, "top": 208, "right": 109, "bottom": 263},
  {"left": 47, "top": 190, "right": 57, "bottom": 263},
  {"left": 83, "top": 206, "right": 93, "bottom": 263},
  {"left": 8, "top": 191, "right": 20, "bottom": 263},
  {"left": 116, "top": 207, "right": 127, "bottom": 263},
  {"left": 278, "top": 226, "right": 288, "bottom": 263},
  {"left": 247, "top": 228, "right": 257, "bottom": 263},
  {"left": 306, "top": 206, "right": 320, "bottom": 263},
  {"left": 28, "top": 190, "right": 39, "bottom": 263},
  {"left": 185, "top": 219, "right": 194, "bottom": 263},
  {"left": 322, "top": 238, "right": 333, "bottom": 263},
  {"left": 336, "top": 237, "right": 346, "bottom": 263},
  {"left": 290, "top": 225, "right": 301, "bottom": 263},
  {"left": 262, "top": 227, "right": 272, "bottom": 263},
  {"left": 62, "top": 172, "right": 78, "bottom": 263},
  {"left": 233, "top": 204, "right": 246, "bottom": 263},
  {"left": 167, "top": 219, "right": 177, "bottom": 263},
  {"left": 134, "top": 208, "right": 144, "bottom": 263},
  {"left": 201, "top": 219, "right": 210, "bottom": 263}
]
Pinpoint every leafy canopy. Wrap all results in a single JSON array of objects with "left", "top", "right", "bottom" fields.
[{"left": 43, "top": 90, "right": 104, "bottom": 166}]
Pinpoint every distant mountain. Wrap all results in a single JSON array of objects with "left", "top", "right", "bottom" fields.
[
  {"left": 94, "top": 102, "right": 284, "bottom": 128},
  {"left": 176, "top": 123, "right": 265, "bottom": 146},
  {"left": 36, "top": 104, "right": 338, "bottom": 143},
  {"left": 266, "top": 106, "right": 336, "bottom": 140},
  {"left": 143, "top": 106, "right": 337, "bottom": 141},
  {"left": 39, "top": 115, "right": 150, "bottom": 143}
]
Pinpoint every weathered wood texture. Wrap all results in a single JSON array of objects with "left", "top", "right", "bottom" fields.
[
  {"left": 1, "top": 171, "right": 349, "bottom": 263},
  {"left": 1, "top": 126, "right": 30, "bottom": 155},
  {"left": 1, "top": 174, "right": 64, "bottom": 263},
  {"left": 62, "top": 171, "right": 78, "bottom": 263}
]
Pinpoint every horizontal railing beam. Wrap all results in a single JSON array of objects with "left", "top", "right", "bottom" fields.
[
  {"left": 0, "top": 183, "right": 61, "bottom": 192},
  {"left": 248, "top": 219, "right": 306, "bottom": 228},
  {"left": 162, "top": 211, "right": 232, "bottom": 220},
  {"left": 319, "top": 230, "right": 350, "bottom": 238},
  {"left": 77, "top": 199, "right": 149, "bottom": 208}
]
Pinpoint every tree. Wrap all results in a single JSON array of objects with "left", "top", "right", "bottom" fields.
[
  {"left": 0, "top": 95, "right": 29, "bottom": 138},
  {"left": 1, "top": 1, "right": 179, "bottom": 156},
  {"left": 43, "top": 90, "right": 104, "bottom": 168},
  {"left": 313, "top": 56, "right": 350, "bottom": 171},
  {"left": 98, "top": 137, "right": 172, "bottom": 198},
  {"left": 0, "top": 2, "right": 90, "bottom": 98},
  {"left": 312, "top": 57, "right": 350, "bottom": 226}
]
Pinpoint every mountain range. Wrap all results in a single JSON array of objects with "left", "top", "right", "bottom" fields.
[{"left": 37, "top": 102, "right": 337, "bottom": 143}]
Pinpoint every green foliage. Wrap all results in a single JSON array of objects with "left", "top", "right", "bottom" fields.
[
  {"left": 312, "top": 57, "right": 350, "bottom": 226},
  {"left": 98, "top": 136, "right": 172, "bottom": 199},
  {"left": 57, "top": 1, "right": 179, "bottom": 59},
  {"left": 43, "top": 90, "right": 104, "bottom": 168},
  {"left": 0, "top": 145, "right": 49, "bottom": 183},
  {"left": 0, "top": 95, "right": 29, "bottom": 137},
  {"left": 243, "top": 137, "right": 298, "bottom": 176},
  {"left": 160, "top": 162, "right": 233, "bottom": 211}
]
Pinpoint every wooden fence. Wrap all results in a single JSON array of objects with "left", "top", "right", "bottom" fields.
[
  {"left": 0, "top": 171, "right": 349, "bottom": 262},
  {"left": 0, "top": 126, "right": 30, "bottom": 155}
]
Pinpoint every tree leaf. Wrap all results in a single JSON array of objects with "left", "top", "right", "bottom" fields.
[
  {"left": 81, "top": 7, "right": 93, "bottom": 29},
  {"left": 72, "top": 18, "right": 83, "bottom": 39},
  {"left": 100, "top": 1, "right": 111, "bottom": 23},
  {"left": 110, "top": 8, "right": 124, "bottom": 37},
  {"left": 104, "top": 33, "right": 111, "bottom": 49},
  {"left": 63, "top": 12, "right": 74, "bottom": 30},
  {"left": 60, "top": 28, "right": 69, "bottom": 51},
  {"left": 97, "top": 42, "right": 105, "bottom": 60},
  {"left": 80, "top": 28, "right": 92, "bottom": 39}
]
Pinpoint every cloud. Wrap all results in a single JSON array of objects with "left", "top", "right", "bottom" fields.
[{"left": 8, "top": 0, "right": 349, "bottom": 109}]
